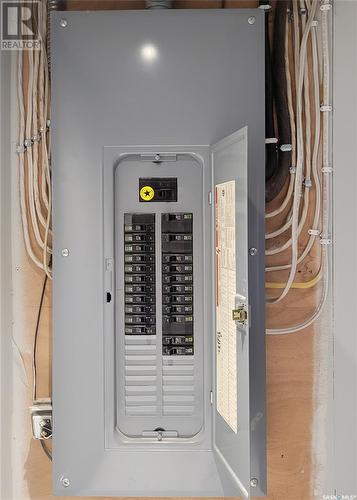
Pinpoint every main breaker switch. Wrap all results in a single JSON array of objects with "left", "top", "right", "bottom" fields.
[{"left": 139, "top": 178, "right": 177, "bottom": 202}]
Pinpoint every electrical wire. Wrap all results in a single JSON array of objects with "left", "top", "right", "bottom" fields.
[
  {"left": 266, "top": 0, "right": 292, "bottom": 202},
  {"left": 32, "top": 264, "right": 53, "bottom": 459},
  {"left": 266, "top": 0, "right": 313, "bottom": 242},
  {"left": 23, "top": 4, "right": 54, "bottom": 450},
  {"left": 266, "top": 0, "right": 318, "bottom": 304},
  {"left": 40, "top": 439, "right": 52, "bottom": 461},
  {"left": 32, "top": 270, "right": 49, "bottom": 403},
  {"left": 18, "top": 51, "right": 44, "bottom": 270},
  {"left": 264, "top": 6, "right": 279, "bottom": 187},
  {"left": 266, "top": 0, "right": 321, "bottom": 281},
  {"left": 266, "top": 5, "right": 322, "bottom": 274},
  {"left": 266, "top": 0, "right": 331, "bottom": 334},
  {"left": 266, "top": 266, "right": 322, "bottom": 289},
  {"left": 266, "top": 13, "right": 296, "bottom": 220},
  {"left": 266, "top": 250, "right": 328, "bottom": 334},
  {"left": 265, "top": 0, "right": 305, "bottom": 282},
  {"left": 266, "top": 2, "right": 314, "bottom": 244},
  {"left": 17, "top": 0, "right": 52, "bottom": 278}
]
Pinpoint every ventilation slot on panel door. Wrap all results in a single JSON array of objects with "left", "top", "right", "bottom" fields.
[
  {"left": 162, "top": 357, "right": 195, "bottom": 416},
  {"left": 124, "top": 335, "right": 158, "bottom": 416}
]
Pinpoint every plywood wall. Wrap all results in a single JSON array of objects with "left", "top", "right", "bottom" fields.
[{"left": 10, "top": 1, "right": 328, "bottom": 499}]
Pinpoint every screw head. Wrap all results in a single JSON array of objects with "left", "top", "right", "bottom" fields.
[
  {"left": 249, "top": 247, "right": 258, "bottom": 256},
  {"left": 59, "top": 18, "right": 68, "bottom": 27},
  {"left": 250, "top": 478, "right": 258, "bottom": 488},
  {"left": 61, "top": 248, "right": 69, "bottom": 257},
  {"left": 154, "top": 154, "right": 161, "bottom": 161},
  {"left": 248, "top": 16, "right": 256, "bottom": 25},
  {"left": 61, "top": 477, "right": 70, "bottom": 488}
]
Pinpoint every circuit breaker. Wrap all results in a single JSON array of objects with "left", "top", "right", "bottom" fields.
[{"left": 51, "top": 7, "right": 266, "bottom": 498}]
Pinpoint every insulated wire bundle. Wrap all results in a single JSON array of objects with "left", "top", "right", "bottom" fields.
[
  {"left": 265, "top": 0, "right": 331, "bottom": 334},
  {"left": 265, "top": 0, "right": 292, "bottom": 202},
  {"left": 17, "top": 0, "right": 53, "bottom": 460},
  {"left": 17, "top": 0, "right": 52, "bottom": 280}
]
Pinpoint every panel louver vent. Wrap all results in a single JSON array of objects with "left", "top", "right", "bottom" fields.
[
  {"left": 125, "top": 335, "right": 158, "bottom": 416},
  {"left": 162, "top": 356, "right": 195, "bottom": 416}
]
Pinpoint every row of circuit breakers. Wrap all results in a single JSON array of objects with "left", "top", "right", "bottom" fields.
[{"left": 124, "top": 210, "right": 194, "bottom": 356}]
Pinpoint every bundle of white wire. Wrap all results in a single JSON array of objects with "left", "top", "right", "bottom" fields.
[
  {"left": 266, "top": 0, "right": 331, "bottom": 334},
  {"left": 18, "top": 0, "right": 52, "bottom": 279}
]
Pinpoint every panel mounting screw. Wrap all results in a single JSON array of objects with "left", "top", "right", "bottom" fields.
[
  {"left": 154, "top": 154, "right": 161, "bottom": 161},
  {"left": 248, "top": 16, "right": 256, "bottom": 25},
  {"left": 249, "top": 247, "right": 258, "bottom": 256},
  {"left": 61, "top": 248, "right": 69, "bottom": 257},
  {"left": 250, "top": 478, "right": 258, "bottom": 488},
  {"left": 61, "top": 477, "right": 70, "bottom": 488},
  {"left": 59, "top": 18, "right": 68, "bottom": 27}
]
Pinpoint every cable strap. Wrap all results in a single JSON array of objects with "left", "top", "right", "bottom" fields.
[{"left": 308, "top": 229, "right": 320, "bottom": 236}]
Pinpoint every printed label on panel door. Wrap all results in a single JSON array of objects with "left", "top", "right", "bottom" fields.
[{"left": 215, "top": 180, "right": 237, "bottom": 433}]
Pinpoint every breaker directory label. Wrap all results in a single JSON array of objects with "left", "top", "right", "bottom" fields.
[{"left": 215, "top": 180, "right": 238, "bottom": 433}]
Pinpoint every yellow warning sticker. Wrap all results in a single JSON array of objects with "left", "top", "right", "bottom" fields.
[{"left": 140, "top": 186, "right": 155, "bottom": 201}]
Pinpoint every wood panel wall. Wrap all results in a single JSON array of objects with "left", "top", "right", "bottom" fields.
[{"left": 17, "top": 2, "right": 323, "bottom": 499}]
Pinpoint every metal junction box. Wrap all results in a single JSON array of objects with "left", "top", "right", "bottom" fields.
[{"left": 51, "top": 8, "right": 266, "bottom": 498}]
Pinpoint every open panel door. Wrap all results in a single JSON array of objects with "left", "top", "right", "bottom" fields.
[{"left": 212, "top": 127, "right": 251, "bottom": 498}]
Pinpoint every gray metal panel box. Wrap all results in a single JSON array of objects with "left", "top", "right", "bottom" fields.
[{"left": 51, "top": 8, "right": 266, "bottom": 498}]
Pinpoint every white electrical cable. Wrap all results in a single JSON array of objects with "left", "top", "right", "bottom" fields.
[
  {"left": 267, "top": 0, "right": 317, "bottom": 304},
  {"left": 266, "top": 3, "right": 322, "bottom": 273},
  {"left": 265, "top": 214, "right": 293, "bottom": 239},
  {"left": 31, "top": 44, "right": 48, "bottom": 233},
  {"left": 265, "top": 2, "right": 307, "bottom": 256},
  {"left": 265, "top": 1, "right": 314, "bottom": 243},
  {"left": 265, "top": 15, "right": 296, "bottom": 220},
  {"left": 267, "top": 0, "right": 330, "bottom": 334},
  {"left": 18, "top": 51, "right": 44, "bottom": 270},
  {"left": 18, "top": 0, "right": 52, "bottom": 277},
  {"left": 37, "top": 1, "right": 49, "bottom": 212},
  {"left": 293, "top": 0, "right": 301, "bottom": 100},
  {"left": 266, "top": 250, "right": 328, "bottom": 334},
  {"left": 26, "top": 48, "right": 48, "bottom": 252},
  {"left": 38, "top": 0, "right": 52, "bottom": 279}
]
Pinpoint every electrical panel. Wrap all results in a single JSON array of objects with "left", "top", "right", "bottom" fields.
[{"left": 51, "top": 7, "right": 266, "bottom": 499}]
